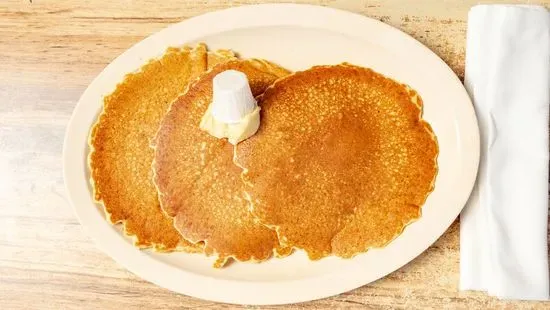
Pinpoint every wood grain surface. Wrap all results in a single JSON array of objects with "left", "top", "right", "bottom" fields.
[{"left": 1, "top": 0, "right": 549, "bottom": 309}]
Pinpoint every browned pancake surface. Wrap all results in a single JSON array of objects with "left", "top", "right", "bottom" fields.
[
  {"left": 207, "top": 49, "right": 237, "bottom": 68},
  {"left": 153, "top": 60, "right": 290, "bottom": 266},
  {"left": 89, "top": 44, "right": 234, "bottom": 251},
  {"left": 236, "top": 64, "right": 438, "bottom": 259}
]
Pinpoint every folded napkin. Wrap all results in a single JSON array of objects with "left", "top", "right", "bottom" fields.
[{"left": 460, "top": 4, "right": 550, "bottom": 300}]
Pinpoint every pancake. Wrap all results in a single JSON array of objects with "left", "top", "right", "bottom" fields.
[
  {"left": 89, "top": 44, "right": 235, "bottom": 251},
  {"left": 235, "top": 64, "right": 438, "bottom": 259},
  {"left": 153, "top": 59, "right": 290, "bottom": 267},
  {"left": 207, "top": 49, "right": 237, "bottom": 68}
]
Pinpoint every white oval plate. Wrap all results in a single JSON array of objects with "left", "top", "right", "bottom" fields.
[{"left": 64, "top": 4, "right": 479, "bottom": 305}]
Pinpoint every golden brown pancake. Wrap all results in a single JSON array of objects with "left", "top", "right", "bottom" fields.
[
  {"left": 235, "top": 64, "right": 438, "bottom": 259},
  {"left": 153, "top": 59, "right": 290, "bottom": 267},
  {"left": 89, "top": 44, "right": 235, "bottom": 251},
  {"left": 207, "top": 49, "right": 237, "bottom": 68}
]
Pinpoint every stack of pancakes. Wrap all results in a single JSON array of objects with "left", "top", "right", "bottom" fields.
[{"left": 89, "top": 44, "right": 438, "bottom": 267}]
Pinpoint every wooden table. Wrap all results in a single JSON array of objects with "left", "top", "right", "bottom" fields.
[{"left": 1, "top": 0, "right": 549, "bottom": 309}]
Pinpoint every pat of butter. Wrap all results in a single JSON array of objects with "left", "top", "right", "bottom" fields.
[
  {"left": 200, "top": 105, "right": 260, "bottom": 145},
  {"left": 200, "top": 70, "right": 261, "bottom": 145}
]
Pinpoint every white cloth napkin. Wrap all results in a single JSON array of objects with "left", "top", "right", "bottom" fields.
[{"left": 460, "top": 4, "right": 550, "bottom": 300}]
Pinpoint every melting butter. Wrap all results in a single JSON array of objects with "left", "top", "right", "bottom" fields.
[{"left": 200, "top": 105, "right": 260, "bottom": 145}]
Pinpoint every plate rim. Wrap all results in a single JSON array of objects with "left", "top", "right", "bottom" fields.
[{"left": 63, "top": 3, "right": 479, "bottom": 305}]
